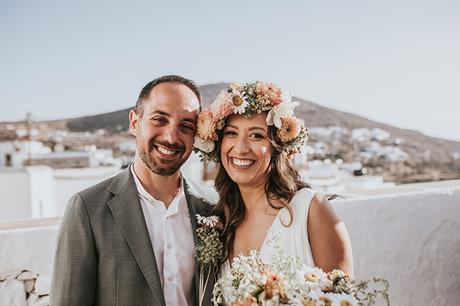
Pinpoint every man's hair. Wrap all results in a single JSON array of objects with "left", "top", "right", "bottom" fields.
[{"left": 134, "top": 75, "right": 202, "bottom": 116}]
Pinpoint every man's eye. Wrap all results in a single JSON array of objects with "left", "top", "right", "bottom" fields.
[
  {"left": 180, "top": 125, "right": 195, "bottom": 132},
  {"left": 152, "top": 117, "right": 166, "bottom": 123}
]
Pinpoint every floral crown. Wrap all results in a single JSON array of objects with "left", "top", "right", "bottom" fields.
[{"left": 193, "top": 81, "right": 308, "bottom": 161}]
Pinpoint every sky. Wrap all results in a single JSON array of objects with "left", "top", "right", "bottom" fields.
[{"left": 1, "top": 0, "right": 459, "bottom": 141}]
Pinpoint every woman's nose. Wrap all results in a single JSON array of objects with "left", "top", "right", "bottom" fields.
[{"left": 233, "top": 136, "right": 250, "bottom": 154}]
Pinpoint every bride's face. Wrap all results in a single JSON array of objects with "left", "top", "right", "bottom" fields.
[{"left": 220, "top": 113, "right": 273, "bottom": 188}]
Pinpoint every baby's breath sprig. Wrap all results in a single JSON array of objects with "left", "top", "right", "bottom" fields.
[{"left": 195, "top": 214, "right": 224, "bottom": 306}]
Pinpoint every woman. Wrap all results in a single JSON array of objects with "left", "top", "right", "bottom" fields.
[{"left": 194, "top": 82, "right": 353, "bottom": 276}]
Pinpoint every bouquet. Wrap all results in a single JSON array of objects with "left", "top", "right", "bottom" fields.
[{"left": 212, "top": 250, "right": 389, "bottom": 306}]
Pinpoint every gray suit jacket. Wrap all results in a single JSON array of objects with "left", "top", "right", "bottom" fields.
[{"left": 50, "top": 167, "right": 216, "bottom": 306}]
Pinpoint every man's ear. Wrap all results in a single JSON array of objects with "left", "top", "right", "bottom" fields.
[{"left": 129, "top": 109, "right": 139, "bottom": 136}]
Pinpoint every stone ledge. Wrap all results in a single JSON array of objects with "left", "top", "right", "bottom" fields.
[{"left": 0, "top": 217, "right": 60, "bottom": 231}]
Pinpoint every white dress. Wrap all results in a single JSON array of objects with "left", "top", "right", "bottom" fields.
[{"left": 221, "top": 188, "right": 317, "bottom": 275}]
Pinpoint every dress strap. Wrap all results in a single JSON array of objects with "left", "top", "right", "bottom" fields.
[{"left": 295, "top": 188, "right": 317, "bottom": 267}]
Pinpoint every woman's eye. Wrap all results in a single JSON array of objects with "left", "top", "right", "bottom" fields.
[
  {"left": 250, "top": 133, "right": 265, "bottom": 139},
  {"left": 223, "top": 131, "right": 237, "bottom": 136}
]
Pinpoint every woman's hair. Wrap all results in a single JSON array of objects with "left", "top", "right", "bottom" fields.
[{"left": 213, "top": 124, "right": 310, "bottom": 261}]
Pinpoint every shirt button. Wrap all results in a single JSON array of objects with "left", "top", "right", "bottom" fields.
[
  {"left": 167, "top": 276, "right": 173, "bottom": 282},
  {"left": 167, "top": 244, "right": 172, "bottom": 249}
]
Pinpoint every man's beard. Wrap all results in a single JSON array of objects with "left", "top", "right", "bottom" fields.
[{"left": 137, "top": 141, "right": 187, "bottom": 176}]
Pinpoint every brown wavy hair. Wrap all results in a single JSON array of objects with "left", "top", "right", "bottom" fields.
[{"left": 212, "top": 126, "right": 310, "bottom": 261}]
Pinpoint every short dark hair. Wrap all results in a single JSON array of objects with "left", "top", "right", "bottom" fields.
[{"left": 134, "top": 75, "right": 202, "bottom": 115}]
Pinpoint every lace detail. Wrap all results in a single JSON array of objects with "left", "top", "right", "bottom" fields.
[{"left": 264, "top": 229, "right": 282, "bottom": 249}]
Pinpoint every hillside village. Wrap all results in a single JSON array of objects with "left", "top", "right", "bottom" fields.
[{"left": 1, "top": 84, "right": 460, "bottom": 190}]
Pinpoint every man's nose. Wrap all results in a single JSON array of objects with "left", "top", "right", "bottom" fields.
[{"left": 162, "top": 125, "right": 180, "bottom": 144}]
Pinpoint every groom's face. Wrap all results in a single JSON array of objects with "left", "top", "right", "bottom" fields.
[{"left": 129, "top": 82, "right": 200, "bottom": 176}]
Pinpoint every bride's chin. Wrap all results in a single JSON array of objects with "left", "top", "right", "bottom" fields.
[{"left": 228, "top": 173, "right": 254, "bottom": 185}]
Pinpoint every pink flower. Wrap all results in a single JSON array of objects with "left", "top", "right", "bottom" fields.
[
  {"left": 196, "top": 111, "right": 217, "bottom": 141},
  {"left": 209, "top": 90, "right": 234, "bottom": 120},
  {"left": 256, "top": 81, "right": 283, "bottom": 106},
  {"left": 277, "top": 116, "right": 301, "bottom": 143}
]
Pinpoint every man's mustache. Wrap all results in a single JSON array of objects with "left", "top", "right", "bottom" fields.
[{"left": 150, "top": 140, "right": 185, "bottom": 152}]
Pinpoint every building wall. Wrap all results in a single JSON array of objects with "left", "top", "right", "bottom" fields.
[
  {"left": 52, "top": 167, "right": 120, "bottom": 217},
  {"left": 27, "top": 166, "right": 54, "bottom": 218},
  {"left": 28, "top": 156, "right": 90, "bottom": 169},
  {"left": 0, "top": 170, "right": 31, "bottom": 220},
  {"left": 0, "top": 166, "right": 120, "bottom": 220}
]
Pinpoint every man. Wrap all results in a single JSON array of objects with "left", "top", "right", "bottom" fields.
[{"left": 50, "top": 75, "right": 216, "bottom": 306}]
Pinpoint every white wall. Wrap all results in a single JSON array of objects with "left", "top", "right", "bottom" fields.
[
  {"left": 52, "top": 167, "right": 120, "bottom": 217},
  {"left": 0, "top": 182, "right": 459, "bottom": 305},
  {"left": 0, "top": 166, "right": 120, "bottom": 220},
  {"left": 27, "top": 166, "right": 54, "bottom": 218},
  {"left": 0, "top": 222, "right": 58, "bottom": 278},
  {"left": 332, "top": 184, "right": 460, "bottom": 305},
  {"left": 0, "top": 171, "right": 31, "bottom": 220}
]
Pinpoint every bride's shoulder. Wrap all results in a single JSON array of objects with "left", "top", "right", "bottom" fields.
[{"left": 308, "top": 191, "right": 341, "bottom": 227}]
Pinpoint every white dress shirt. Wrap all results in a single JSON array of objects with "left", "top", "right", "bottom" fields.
[{"left": 131, "top": 166, "right": 196, "bottom": 306}]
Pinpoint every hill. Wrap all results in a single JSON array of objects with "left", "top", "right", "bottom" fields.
[{"left": 62, "top": 83, "right": 460, "bottom": 163}]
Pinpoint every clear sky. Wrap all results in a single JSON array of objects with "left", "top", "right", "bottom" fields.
[{"left": 1, "top": 0, "right": 459, "bottom": 141}]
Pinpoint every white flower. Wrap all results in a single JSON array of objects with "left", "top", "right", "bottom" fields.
[
  {"left": 196, "top": 214, "right": 221, "bottom": 227},
  {"left": 193, "top": 137, "right": 215, "bottom": 153},
  {"left": 281, "top": 89, "right": 291, "bottom": 104},
  {"left": 319, "top": 293, "right": 339, "bottom": 306},
  {"left": 296, "top": 266, "right": 331, "bottom": 289},
  {"left": 266, "top": 100, "right": 300, "bottom": 128},
  {"left": 307, "top": 288, "right": 322, "bottom": 301},
  {"left": 331, "top": 293, "right": 358, "bottom": 306},
  {"left": 229, "top": 82, "right": 243, "bottom": 91},
  {"left": 329, "top": 269, "right": 346, "bottom": 282},
  {"left": 231, "top": 90, "right": 249, "bottom": 114}
]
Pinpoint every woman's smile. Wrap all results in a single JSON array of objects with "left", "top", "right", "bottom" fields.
[{"left": 229, "top": 157, "right": 256, "bottom": 169}]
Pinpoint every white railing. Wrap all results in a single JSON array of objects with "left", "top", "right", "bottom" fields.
[{"left": 0, "top": 181, "right": 459, "bottom": 305}]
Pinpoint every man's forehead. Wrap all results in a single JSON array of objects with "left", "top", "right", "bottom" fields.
[
  {"left": 146, "top": 83, "right": 200, "bottom": 111},
  {"left": 143, "top": 99, "right": 199, "bottom": 119},
  {"left": 150, "top": 83, "right": 199, "bottom": 101},
  {"left": 144, "top": 99, "right": 199, "bottom": 113}
]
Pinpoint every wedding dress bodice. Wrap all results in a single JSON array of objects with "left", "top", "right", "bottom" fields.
[{"left": 221, "top": 188, "right": 317, "bottom": 276}]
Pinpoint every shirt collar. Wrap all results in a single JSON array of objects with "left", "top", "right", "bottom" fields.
[{"left": 130, "top": 164, "right": 184, "bottom": 215}]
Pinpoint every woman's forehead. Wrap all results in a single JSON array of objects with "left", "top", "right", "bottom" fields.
[{"left": 226, "top": 113, "right": 268, "bottom": 128}]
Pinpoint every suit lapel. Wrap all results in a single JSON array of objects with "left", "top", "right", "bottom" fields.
[
  {"left": 184, "top": 179, "right": 201, "bottom": 305},
  {"left": 106, "top": 168, "right": 166, "bottom": 306}
]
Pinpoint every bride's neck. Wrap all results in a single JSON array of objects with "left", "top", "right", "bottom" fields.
[{"left": 238, "top": 183, "right": 268, "bottom": 213}]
